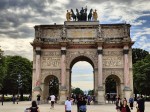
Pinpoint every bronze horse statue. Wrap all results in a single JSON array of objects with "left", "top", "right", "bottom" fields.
[
  {"left": 71, "top": 9, "right": 76, "bottom": 21},
  {"left": 88, "top": 9, "right": 93, "bottom": 21}
]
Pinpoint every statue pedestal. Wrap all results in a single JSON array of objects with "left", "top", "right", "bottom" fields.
[
  {"left": 123, "top": 86, "right": 132, "bottom": 100},
  {"left": 59, "top": 87, "right": 67, "bottom": 104},
  {"left": 97, "top": 86, "right": 105, "bottom": 104},
  {"left": 32, "top": 86, "right": 42, "bottom": 101}
]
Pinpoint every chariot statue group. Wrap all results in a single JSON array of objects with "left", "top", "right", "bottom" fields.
[{"left": 66, "top": 6, "right": 98, "bottom": 21}]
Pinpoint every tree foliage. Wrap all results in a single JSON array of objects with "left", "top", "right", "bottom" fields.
[
  {"left": 0, "top": 55, "right": 32, "bottom": 97},
  {"left": 132, "top": 48, "right": 149, "bottom": 64},
  {"left": 72, "top": 87, "right": 84, "bottom": 95},
  {"left": 133, "top": 54, "right": 150, "bottom": 95}
]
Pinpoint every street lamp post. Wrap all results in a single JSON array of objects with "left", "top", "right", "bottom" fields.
[{"left": 17, "top": 74, "right": 22, "bottom": 96}]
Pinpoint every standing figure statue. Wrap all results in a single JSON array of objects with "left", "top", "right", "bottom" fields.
[
  {"left": 88, "top": 9, "right": 93, "bottom": 21},
  {"left": 66, "top": 10, "right": 71, "bottom": 21},
  {"left": 71, "top": 9, "right": 76, "bottom": 21},
  {"left": 93, "top": 9, "right": 98, "bottom": 21}
]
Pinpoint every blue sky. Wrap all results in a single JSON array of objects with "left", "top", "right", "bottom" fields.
[{"left": 0, "top": 0, "right": 150, "bottom": 90}]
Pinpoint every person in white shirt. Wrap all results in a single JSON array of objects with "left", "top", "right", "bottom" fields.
[
  {"left": 65, "top": 97, "right": 74, "bottom": 112},
  {"left": 50, "top": 94, "right": 55, "bottom": 109}
]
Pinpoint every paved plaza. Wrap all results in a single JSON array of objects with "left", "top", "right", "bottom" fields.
[{"left": 0, "top": 101, "right": 150, "bottom": 112}]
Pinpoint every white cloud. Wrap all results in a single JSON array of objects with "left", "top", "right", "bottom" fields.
[
  {"left": 0, "top": 37, "right": 33, "bottom": 60},
  {"left": 72, "top": 81, "right": 93, "bottom": 91}
]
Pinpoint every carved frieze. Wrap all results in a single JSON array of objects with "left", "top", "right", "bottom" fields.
[
  {"left": 41, "top": 57, "right": 60, "bottom": 68},
  {"left": 67, "top": 29, "right": 97, "bottom": 38},
  {"left": 103, "top": 56, "right": 123, "bottom": 68},
  {"left": 42, "top": 29, "right": 61, "bottom": 38},
  {"left": 103, "top": 51, "right": 122, "bottom": 56},
  {"left": 41, "top": 51, "right": 61, "bottom": 68},
  {"left": 42, "top": 51, "right": 61, "bottom": 56},
  {"left": 103, "top": 50, "right": 123, "bottom": 68},
  {"left": 102, "top": 28, "right": 124, "bottom": 38}
]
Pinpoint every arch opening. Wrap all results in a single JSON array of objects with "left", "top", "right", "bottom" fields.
[
  {"left": 43, "top": 75, "right": 59, "bottom": 100},
  {"left": 70, "top": 56, "right": 94, "bottom": 95},
  {"left": 105, "top": 75, "right": 121, "bottom": 103}
]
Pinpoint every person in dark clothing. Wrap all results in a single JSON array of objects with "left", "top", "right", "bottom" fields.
[
  {"left": 12, "top": 95, "right": 16, "bottom": 104},
  {"left": 77, "top": 95, "right": 82, "bottom": 112},
  {"left": 137, "top": 96, "right": 145, "bottom": 112},
  {"left": 37, "top": 94, "right": 41, "bottom": 105},
  {"left": 120, "top": 100, "right": 131, "bottom": 112},
  {"left": 129, "top": 96, "right": 134, "bottom": 110},
  {"left": 1, "top": 95, "right": 4, "bottom": 105},
  {"left": 29, "top": 101, "right": 40, "bottom": 112},
  {"left": 79, "top": 96, "right": 87, "bottom": 112}
]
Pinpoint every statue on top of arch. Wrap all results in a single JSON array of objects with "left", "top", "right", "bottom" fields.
[{"left": 66, "top": 6, "right": 98, "bottom": 21}]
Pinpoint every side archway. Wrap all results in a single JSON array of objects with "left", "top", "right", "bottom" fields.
[
  {"left": 105, "top": 74, "right": 121, "bottom": 102},
  {"left": 43, "top": 75, "right": 59, "bottom": 101}
]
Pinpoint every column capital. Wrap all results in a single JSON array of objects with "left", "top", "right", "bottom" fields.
[
  {"left": 61, "top": 50, "right": 66, "bottom": 55},
  {"left": 123, "top": 49, "right": 129, "bottom": 54},
  {"left": 36, "top": 50, "right": 41, "bottom": 55},
  {"left": 97, "top": 49, "right": 103, "bottom": 55}
]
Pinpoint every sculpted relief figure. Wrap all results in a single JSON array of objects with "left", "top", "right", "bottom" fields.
[
  {"left": 93, "top": 9, "right": 98, "bottom": 21},
  {"left": 66, "top": 10, "right": 71, "bottom": 21}
]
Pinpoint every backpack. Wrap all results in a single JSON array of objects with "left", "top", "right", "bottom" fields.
[{"left": 30, "top": 107, "right": 38, "bottom": 112}]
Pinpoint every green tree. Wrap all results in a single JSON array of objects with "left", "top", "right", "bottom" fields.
[
  {"left": 88, "top": 89, "right": 94, "bottom": 95},
  {"left": 133, "top": 54, "right": 150, "bottom": 95},
  {"left": 72, "top": 87, "right": 84, "bottom": 95},
  {"left": 132, "top": 48, "right": 149, "bottom": 64},
  {"left": 1, "top": 56, "right": 32, "bottom": 100}
]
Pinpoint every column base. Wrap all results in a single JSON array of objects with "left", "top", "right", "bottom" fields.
[
  {"left": 58, "top": 87, "right": 67, "bottom": 104},
  {"left": 32, "top": 86, "right": 42, "bottom": 101},
  {"left": 123, "top": 86, "right": 132, "bottom": 101},
  {"left": 97, "top": 86, "right": 105, "bottom": 104}
]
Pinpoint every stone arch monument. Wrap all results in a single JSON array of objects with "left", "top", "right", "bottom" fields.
[{"left": 31, "top": 21, "right": 134, "bottom": 104}]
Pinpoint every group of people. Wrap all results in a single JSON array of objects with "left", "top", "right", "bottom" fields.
[
  {"left": 23, "top": 94, "right": 145, "bottom": 112},
  {"left": 116, "top": 95, "right": 145, "bottom": 112},
  {"left": 65, "top": 95, "right": 88, "bottom": 112}
]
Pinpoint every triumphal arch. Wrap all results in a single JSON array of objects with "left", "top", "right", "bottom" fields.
[{"left": 31, "top": 17, "right": 134, "bottom": 104}]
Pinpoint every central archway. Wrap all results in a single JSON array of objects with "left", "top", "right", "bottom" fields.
[{"left": 69, "top": 56, "right": 95, "bottom": 96}]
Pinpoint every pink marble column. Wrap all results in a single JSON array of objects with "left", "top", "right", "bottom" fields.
[
  {"left": 123, "top": 47, "right": 130, "bottom": 87},
  {"left": 61, "top": 47, "right": 66, "bottom": 88},
  {"left": 97, "top": 47, "right": 103, "bottom": 87},
  {"left": 35, "top": 47, "right": 41, "bottom": 87}
]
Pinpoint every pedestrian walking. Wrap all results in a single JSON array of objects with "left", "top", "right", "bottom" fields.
[
  {"left": 116, "top": 96, "right": 122, "bottom": 112},
  {"left": 37, "top": 94, "right": 41, "bottom": 105},
  {"left": 65, "top": 97, "right": 74, "bottom": 112},
  {"left": 79, "top": 96, "right": 87, "bottom": 112},
  {"left": 16, "top": 95, "right": 19, "bottom": 104},
  {"left": 129, "top": 96, "right": 134, "bottom": 110},
  {"left": 1, "top": 94, "right": 4, "bottom": 106},
  {"left": 137, "top": 95, "right": 145, "bottom": 112},
  {"left": 120, "top": 100, "right": 131, "bottom": 112},
  {"left": 29, "top": 100, "right": 40, "bottom": 112},
  {"left": 50, "top": 94, "right": 55, "bottom": 109},
  {"left": 12, "top": 95, "right": 16, "bottom": 104}
]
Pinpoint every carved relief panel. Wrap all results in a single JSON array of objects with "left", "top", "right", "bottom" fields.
[
  {"left": 42, "top": 29, "right": 61, "bottom": 38},
  {"left": 102, "top": 27, "right": 124, "bottom": 38},
  {"left": 67, "top": 29, "right": 97, "bottom": 38},
  {"left": 103, "top": 50, "right": 123, "bottom": 68},
  {"left": 41, "top": 51, "right": 61, "bottom": 69}
]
